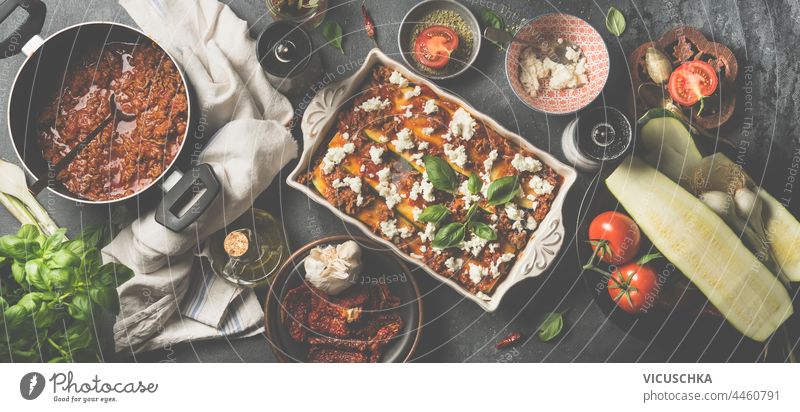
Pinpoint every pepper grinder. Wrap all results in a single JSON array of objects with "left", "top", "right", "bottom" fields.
[{"left": 256, "top": 20, "right": 322, "bottom": 95}]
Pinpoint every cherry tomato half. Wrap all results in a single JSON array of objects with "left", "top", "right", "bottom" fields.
[
  {"left": 588, "top": 211, "right": 641, "bottom": 266},
  {"left": 667, "top": 61, "right": 719, "bottom": 107},
  {"left": 607, "top": 262, "right": 658, "bottom": 314},
  {"left": 413, "top": 25, "right": 459, "bottom": 69}
]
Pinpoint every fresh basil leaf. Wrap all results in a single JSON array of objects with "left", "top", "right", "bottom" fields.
[
  {"left": 79, "top": 225, "right": 107, "bottom": 250},
  {"left": 321, "top": 20, "right": 344, "bottom": 54},
  {"left": 480, "top": 9, "right": 504, "bottom": 30},
  {"left": 464, "top": 203, "right": 479, "bottom": 223},
  {"left": 0, "top": 235, "right": 40, "bottom": 260},
  {"left": 25, "top": 259, "right": 50, "bottom": 291},
  {"left": 17, "top": 292, "right": 47, "bottom": 312},
  {"left": 47, "top": 268, "right": 73, "bottom": 290},
  {"left": 65, "top": 323, "right": 92, "bottom": 350},
  {"left": 63, "top": 240, "right": 87, "bottom": 257},
  {"left": 94, "top": 262, "right": 134, "bottom": 287},
  {"left": 2, "top": 305, "right": 28, "bottom": 330},
  {"left": 48, "top": 249, "right": 80, "bottom": 269},
  {"left": 432, "top": 222, "right": 465, "bottom": 250},
  {"left": 418, "top": 204, "right": 450, "bottom": 226},
  {"left": 17, "top": 224, "right": 38, "bottom": 241},
  {"left": 423, "top": 155, "right": 458, "bottom": 193},
  {"left": 486, "top": 175, "right": 520, "bottom": 206},
  {"left": 90, "top": 286, "right": 120, "bottom": 314},
  {"left": 469, "top": 221, "right": 497, "bottom": 241},
  {"left": 11, "top": 260, "right": 26, "bottom": 285},
  {"left": 68, "top": 295, "right": 92, "bottom": 321},
  {"left": 0, "top": 296, "right": 7, "bottom": 311},
  {"left": 79, "top": 249, "right": 103, "bottom": 277},
  {"left": 34, "top": 301, "right": 59, "bottom": 329},
  {"left": 605, "top": 7, "right": 626, "bottom": 37},
  {"left": 41, "top": 228, "right": 67, "bottom": 255},
  {"left": 468, "top": 173, "right": 481, "bottom": 195},
  {"left": 536, "top": 312, "right": 565, "bottom": 342}
]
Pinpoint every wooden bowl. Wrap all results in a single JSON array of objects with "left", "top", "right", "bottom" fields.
[{"left": 627, "top": 26, "right": 738, "bottom": 129}]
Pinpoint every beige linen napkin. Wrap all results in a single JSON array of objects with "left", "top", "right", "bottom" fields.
[{"left": 103, "top": 0, "right": 296, "bottom": 354}]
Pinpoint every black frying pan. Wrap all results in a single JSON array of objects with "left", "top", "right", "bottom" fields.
[{"left": 1, "top": 0, "right": 219, "bottom": 232}]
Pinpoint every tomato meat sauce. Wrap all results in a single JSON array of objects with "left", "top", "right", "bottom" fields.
[{"left": 35, "top": 40, "right": 187, "bottom": 201}]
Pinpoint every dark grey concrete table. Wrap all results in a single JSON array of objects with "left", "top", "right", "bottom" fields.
[{"left": 1, "top": 0, "right": 798, "bottom": 362}]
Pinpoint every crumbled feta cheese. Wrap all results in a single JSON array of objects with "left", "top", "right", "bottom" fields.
[
  {"left": 564, "top": 45, "right": 581, "bottom": 62},
  {"left": 332, "top": 176, "right": 362, "bottom": 195},
  {"left": 463, "top": 234, "right": 489, "bottom": 257},
  {"left": 412, "top": 207, "right": 423, "bottom": 222},
  {"left": 392, "top": 128, "right": 415, "bottom": 151},
  {"left": 379, "top": 134, "right": 389, "bottom": 143},
  {"left": 499, "top": 253, "right": 515, "bottom": 263},
  {"left": 418, "top": 141, "right": 430, "bottom": 150},
  {"left": 490, "top": 214, "right": 498, "bottom": 222},
  {"left": 380, "top": 219, "right": 398, "bottom": 239},
  {"left": 420, "top": 222, "right": 436, "bottom": 243},
  {"left": 389, "top": 70, "right": 408, "bottom": 87},
  {"left": 360, "top": 164, "right": 366, "bottom": 173},
  {"left": 398, "top": 226, "right": 413, "bottom": 239},
  {"left": 511, "top": 153, "right": 542, "bottom": 173},
  {"left": 529, "top": 175, "right": 554, "bottom": 196},
  {"left": 409, "top": 181, "right": 421, "bottom": 201},
  {"left": 356, "top": 97, "right": 391, "bottom": 112},
  {"left": 404, "top": 85, "right": 421, "bottom": 99},
  {"left": 442, "top": 131, "right": 453, "bottom": 141},
  {"left": 420, "top": 245, "right": 427, "bottom": 252},
  {"left": 459, "top": 179, "right": 481, "bottom": 209},
  {"left": 468, "top": 263, "right": 488, "bottom": 284},
  {"left": 376, "top": 167, "right": 402, "bottom": 209},
  {"left": 483, "top": 149, "right": 498, "bottom": 174},
  {"left": 369, "top": 146, "right": 384, "bottom": 165},
  {"left": 449, "top": 108, "right": 477, "bottom": 141},
  {"left": 488, "top": 243, "right": 499, "bottom": 253},
  {"left": 321, "top": 143, "right": 355, "bottom": 174},
  {"left": 505, "top": 203, "right": 526, "bottom": 232},
  {"left": 443, "top": 144, "right": 468, "bottom": 168},
  {"left": 356, "top": 195, "right": 363, "bottom": 206},
  {"left": 410, "top": 152, "right": 424, "bottom": 165},
  {"left": 526, "top": 216, "right": 538, "bottom": 231},
  {"left": 341, "top": 132, "right": 350, "bottom": 140},
  {"left": 421, "top": 127, "right": 434, "bottom": 136},
  {"left": 475, "top": 291, "right": 492, "bottom": 301},
  {"left": 444, "top": 257, "right": 464, "bottom": 273},
  {"left": 420, "top": 174, "right": 435, "bottom": 202},
  {"left": 423, "top": 99, "right": 438, "bottom": 114}
]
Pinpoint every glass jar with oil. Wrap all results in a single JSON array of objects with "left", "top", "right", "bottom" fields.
[{"left": 208, "top": 209, "right": 287, "bottom": 288}]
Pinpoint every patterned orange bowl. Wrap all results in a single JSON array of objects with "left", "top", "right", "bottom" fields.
[{"left": 505, "top": 13, "right": 610, "bottom": 115}]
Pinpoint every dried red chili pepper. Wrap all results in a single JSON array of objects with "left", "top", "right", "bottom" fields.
[
  {"left": 496, "top": 332, "right": 523, "bottom": 349},
  {"left": 361, "top": 1, "right": 377, "bottom": 43}
]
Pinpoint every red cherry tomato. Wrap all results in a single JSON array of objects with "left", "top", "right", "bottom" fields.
[
  {"left": 667, "top": 61, "right": 719, "bottom": 107},
  {"left": 413, "top": 25, "right": 459, "bottom": 69},
  {"left": 588, "top": 211, "right": 641, "bottom": 266},
  {"left": 607, "top": 262, "right": 658, "bottom": 314}
]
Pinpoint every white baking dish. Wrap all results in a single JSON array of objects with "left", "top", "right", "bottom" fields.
[{"left": 287, "top": 49, "right": 577, "bottom": 311}]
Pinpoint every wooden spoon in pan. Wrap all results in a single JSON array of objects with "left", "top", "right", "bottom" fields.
[{"left": 29, "top": 94, "right": 135, "bottom": 196}]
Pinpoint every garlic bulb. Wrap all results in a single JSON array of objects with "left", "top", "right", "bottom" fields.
[
  {"left": 645, "top": 47, "right": 672, "bottom": 84},
  {"left": 304, "top": 240, "right": 362, "bottom": 295}
]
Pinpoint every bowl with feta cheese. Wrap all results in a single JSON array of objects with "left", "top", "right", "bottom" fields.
[{"left": 505, "top": 13, "right": 609, "bottom": 114}]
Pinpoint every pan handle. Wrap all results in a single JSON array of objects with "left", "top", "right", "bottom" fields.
[
  {"left": 154, "top": 164, "right": 221, "bottom": 233},
  {"left": 0, "top": 0, "right": 45, "bottom": 59}
]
